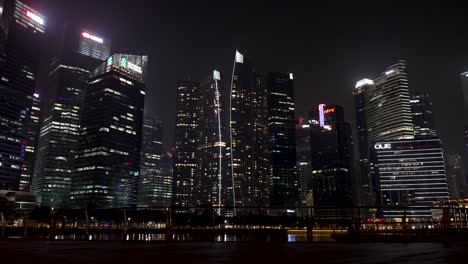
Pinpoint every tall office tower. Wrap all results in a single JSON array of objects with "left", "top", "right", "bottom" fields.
[
  {"left": 19, "top": 93, "right": 40, "bottom": 191},
  {"left": 296, "top": 117, "right": 312, "bottom": 206},
  {"left": 228, "top": 50, "right": 270, "bottom": 208},
  {"left": 32, "top": 27, "right": 111, "bottom": 208},
  {"left": 371, "top": 138, "right": 449, "bottom": 219},
  {"left": 366, "top": 60, "right": 414, "bottom": 142},
  {"left": 267, "top": 72, "right": 297, "bottom": 207},
  {"left": 310, "top": 104, "right": 353, "bottom": 209},
  {"left": 445, "top": 153, "right": 464, "bottom": 198},
  {"left": 0, "top": 0, "right": 45, "bottom": 190},
  {"left": 410, "top": 92, "right": 437, "bottom": 138},
  {"left": 461, "top": 71, "right": 468, "bottom": 119},
  {"left": 354, "top": 79, "right": 374, "bottom": 205},
  {"left": 137, "top": 118, "right": 172, "bottom": 208},
  {"left": 70, "top": 54, "right": 147, "bottom": 209},
  {"left": 460, "top": 72, "right": 468, "bottom": 193},
  {"left": 195, "top": 70, "right": 225, "bottom": 207},
  {"left": 173, "top": 81, "right": 199, "bottom": 207},
  {"left": 251, "top": 72, "right": 270, "bottom": 208},
  {"left": 464, "top": 126, "right": 468, "bottom": 194}
]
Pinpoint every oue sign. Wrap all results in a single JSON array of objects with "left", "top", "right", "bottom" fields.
[{"left": 375, "top": 143, "right": 391, "bottom": 150}]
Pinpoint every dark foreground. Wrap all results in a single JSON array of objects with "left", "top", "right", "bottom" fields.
[{"left": 0, "top": 241, "right": 466, "bottom": 263}]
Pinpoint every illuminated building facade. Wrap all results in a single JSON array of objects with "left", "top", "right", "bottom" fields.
[
  {"left": 366, "top": 60, "right": 414, "bottom": 142},
  {"left": 410, "top": 92, "right": 437, "bottom": 138},
  {"left": 32, "top": 26, "right": 110, "bottom": 208},
  {"left": 70, "top": 54, "right": 146, "bottom": 208},
  {"left": 353, "top": 79, "right": 375, "bottom": 206},
  {"left": 137, "top": 118, "right": 172, "bottom": 208},
  {"left": 371, "top": 138, "right": 449, "bottom": 219},
  {"left": 0, "top": 0, "right": 45, "bottom": 190},
  {"left": 195, "top": 70, "right": 225, "bottom": 207},
  {"left": 19, "top": 93, "right": 40, "bottom": 191},
  {"left": 228, "top": 50, "right": 270, "bottom": 208},
  {"left": 173, "top": 81, "right": 199, "bottom": 207},
  {"left": 310, "top": 105, "right": 353, "bottom": 209},
  {"left": 268, "top": 72, "right": 297, "bottom": 207}
]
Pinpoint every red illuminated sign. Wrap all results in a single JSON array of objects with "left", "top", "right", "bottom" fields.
[{"left": 324, "top": 108, "right": 335, "bottom": 114}]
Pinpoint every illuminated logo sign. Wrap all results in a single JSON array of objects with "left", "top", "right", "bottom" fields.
[
  {"left": 82, "top": 32, "right": 104, "bottom": 43},
  {"left": 120, "top": 58, "right": 127, "bottom": 68},
  {"left": 324, "top": 108, "right": 335, "bottom": 114},
  {"left": 385, "top": 69, "right": 395, "bottom": 75},
  {"left": 289, "top": 73, "right": 294, "bottom": 80},
  {"left": 26, "top": 10, "right": 44, "bottom": 25},
  {"left": 318, "top": 104, "right": 325, "bottom": 127},
  {"left": 374, "top": 143, "right": 392, "bottom": 150},
  {"left": 107, "top": 56, "right": 113, "bottom": 66},
  {"left": 128, "top": 62, "right": 142, "bottom": 74}
]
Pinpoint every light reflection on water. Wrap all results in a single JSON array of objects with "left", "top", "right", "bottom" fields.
[{"left": 53, "top": 233, "right": 336, "bottom": 242}]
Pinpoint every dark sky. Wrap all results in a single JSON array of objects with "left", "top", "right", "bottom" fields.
[{"left": 30, "top": 1, "right": 468, "bottom": 154}]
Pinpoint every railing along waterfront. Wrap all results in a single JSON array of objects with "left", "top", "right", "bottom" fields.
[{"left": 1, "top": 205, "right": 467, "bottom": 242}]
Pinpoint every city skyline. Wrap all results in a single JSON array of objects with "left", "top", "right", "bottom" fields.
[
  {"left": 5, "top": 2, "right": 468, "bottom": 261},
  {"left": 28, "top": 1, "right": 468, "bottom": 156}
]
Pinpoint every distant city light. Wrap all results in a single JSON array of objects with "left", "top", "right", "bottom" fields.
[
  {"left": 385, "top": 69, "right": 395, "bottom": 75},
  {"left": 289, "top": 73, "right": 294, "bottom": 80},
  {"left": 81, "top": 32, "right": 104, "bottom": 43},
  {"left": 26, "top": 10, "right": 44, "bottom": 25},
  {"left": 318, "top": 104, "right": 325, "bottom": 127},
  {"left": 33, "top": 93, "right": 39, "bottom": 98},
  {"left": 355, "top": 78, "right": 374, "bottom": 88}
]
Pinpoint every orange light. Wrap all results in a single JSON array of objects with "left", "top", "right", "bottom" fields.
[{"left": 324, "top": 108, "right": 335, "bottom": 114}]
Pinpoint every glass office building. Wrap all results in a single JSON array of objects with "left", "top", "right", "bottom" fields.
[{"left": 371, "top": 138, "right": 449, "bottom": 219}]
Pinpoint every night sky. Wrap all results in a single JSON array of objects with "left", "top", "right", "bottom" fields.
[{"left": 30, "top": 1, "right": 468, "bottom": 154}]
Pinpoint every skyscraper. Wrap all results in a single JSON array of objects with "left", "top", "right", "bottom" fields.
[
  {"left": 410, "top": 92, "right": 437, "bottom": 138},
  {"left": 267, "top": 72, "right": 298, "bottom": 207},
  {"left": 296, "top": 117, "right": 312, "bottom": 206},
  {"left": 32, "top": 26, "right": 110, "bottom": 208},
  {"left": 445, "top": 153, "right": 464, "bottom": 198},
  {"left": 70, "top": 54, "right": 147, "bottom": 208},
  {"left": 19, "top": 92, "right": 40, "bottom": 191},
  {"left": 0, "top": 0, "right": 45, "bottom": 190},
  {"left": 173, "top": 81, "right": 199, "bottom": 207},
  {"left": 137, "top": 118, "right": 172, "bottom": 208},
  {"left": 195, "top": 70, "right": 225, "bottom": 207},
  {"left": 464, "top": 126, "right": 468, "bottom": 194},
  {"left": 228, "top": 50, "right": 270, "bottom": 208},
  {"left": 370, "top": 138, "right": 449, "bottom": 219},
  {"left": 461, "top": 71, "right": 468, "bottom": 121},
  {"left": 460, "top": 72, "right": 468, "bottom": 194},
  {"left": 353, "top": 79, "right": 375, "bottom": 206},
  {"left": 366, "top": 60, "right": 414, "bottom": 142},
  {"left": 310, "top": 105, "right": 353, "bottom": 209}
]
